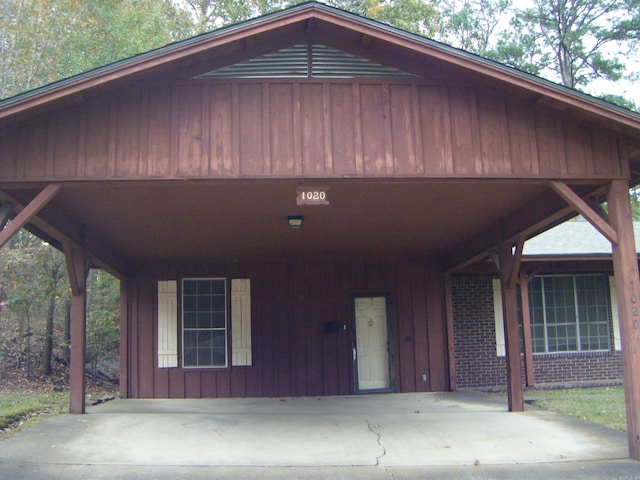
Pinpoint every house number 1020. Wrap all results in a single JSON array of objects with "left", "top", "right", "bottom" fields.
[
  {"left": 301, "top": 191, "right": 326, "bottom": 201},
  {"left": 296, "top": 187, "right": 329, "bottom": 205}
]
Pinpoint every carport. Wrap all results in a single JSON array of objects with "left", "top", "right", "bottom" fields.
[
  {"left": 0, "top": 392, "right": 633, "bottom": 478},
  {"left": 1, "top": 2, "right": 640, "bottom": 460}
]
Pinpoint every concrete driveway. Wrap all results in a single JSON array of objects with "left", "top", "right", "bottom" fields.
[{"left": 0, "top": 391, "right": 638, "bottom": 479}]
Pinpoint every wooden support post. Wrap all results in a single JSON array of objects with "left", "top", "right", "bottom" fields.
[
  {"left": 498, "top": 242, "right": 524, "bottom": 412},
  {"left": 64, "top": 244, "right": 88, "bottom": 414},
  {"left": 444, "top": 273, "right": 457, "bottom": 391},
  {"left": 519, "top": 273, "right": 536, "bottom": 387},
  {"left": 119, "top": 278, "right": 129, "bottom": 399},
  {"left": 608, "top": 179, "right": 640, "bottom": 460}
]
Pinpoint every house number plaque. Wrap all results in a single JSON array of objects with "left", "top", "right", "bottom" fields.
[{"left": 296, "top": 186, "right": 329, "bottom": 206}]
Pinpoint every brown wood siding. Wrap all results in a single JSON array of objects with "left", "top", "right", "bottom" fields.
[
  {"left": 0, "top": 80, "right": 628, "bottom": 182},
  {"left": 125, "top": 257, "right": 446, "bottom": 399}
]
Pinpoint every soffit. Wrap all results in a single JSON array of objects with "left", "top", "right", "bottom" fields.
[{"left": 2, "top": 179, "right": 589, "bottom": 271}]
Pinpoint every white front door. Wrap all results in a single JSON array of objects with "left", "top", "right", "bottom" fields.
[{"left": 354, "top": 296, "right": 391, "bottom": 391}]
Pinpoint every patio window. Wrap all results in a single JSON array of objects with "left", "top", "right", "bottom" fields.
[
  {"left": 528, "top": 274, "right": 611, "bottom": 353},
  {"left": 182, "top": 278, "right": 227, "bottom": 368}
]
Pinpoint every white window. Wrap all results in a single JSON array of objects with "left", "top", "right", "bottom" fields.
[
  {"left": 182, "top": 278, "right": 227, "bottom": 368},
  {"left": 528, "top": 274, "right": 611, "bottom": 353}
]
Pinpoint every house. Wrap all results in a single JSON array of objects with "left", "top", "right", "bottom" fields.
[
  {"left": 454, "top": 219, "right": 640, "bottom": 391},
  {"left": 1, "top": 2, "right": 640, "bottom": 458}
]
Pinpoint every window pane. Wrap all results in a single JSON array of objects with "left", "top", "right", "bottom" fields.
[
  {"left": 182, "top": 278, "right": 227, "bottom": 368},
  {"left": 183, "top": 295, "right": 197, "bottom": 312},
  {"left": 183, "top": 280, "right": 197, "bottom": 295},
  {"left": 184, "top": 348, "right": 197, "bottom": 366},
  {"left": 184, "top": 312, "right": 197, "bottom": 329},
  {"left": 198, "top": 348, "right": 212, "bottom": 366},
  {"left": 212, "top": 348, "right": 226, "bottom": 366},
  {"left": 197, "top": 311, "right": 212, "bottom": 329},
  {"left": 212, "top": 311, "right": 226, "bottom": 329},
  {"left": 212, "top": 295, "right": 226, "bottom": 311},
  {"left": 184, "top": 331, "right": 197, "bottom": 348},
  {"left": 197, "top": 280, "right": 211, "bottom": 295},
  {"left": 212, "top": 279, "right": 226, "bottom": 295},
  {"left": 197, "top": 295, "right": 212, "bottom": 311}
]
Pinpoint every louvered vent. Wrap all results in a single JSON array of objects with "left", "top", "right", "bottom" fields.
[{"left": 194, "top": 44, "right": 417, "bottom": 79}]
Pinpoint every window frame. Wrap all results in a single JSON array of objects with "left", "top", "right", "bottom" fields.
[
  {"left": 528, "top": 274, "right": 611, "bottom": 354},
  {"left": 181, "top": 277, "right": 228, "bottom": 369}
]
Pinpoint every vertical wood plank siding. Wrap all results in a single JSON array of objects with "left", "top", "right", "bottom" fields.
[
  {"left": 126, "top": 257, "right": 445, "bottom": 399},
  {"left": 0, "top": 81, "right": 626, "bottom": 181}
]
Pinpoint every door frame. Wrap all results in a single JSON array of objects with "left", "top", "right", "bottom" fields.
[{"left": 351, "top": 293, "right": 394, "bottom": 394}]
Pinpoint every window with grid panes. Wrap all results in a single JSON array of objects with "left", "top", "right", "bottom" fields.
[
  {"left": 528, "top": 274, "right": 610, "bottom": 353},
  {"left": 182, "top": 278, "right": 227, "bottom": 368}
]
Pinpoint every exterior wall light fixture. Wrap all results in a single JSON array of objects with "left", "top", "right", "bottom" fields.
[{"left": 288, "top": 215, "right": 304, "bottom": 229}]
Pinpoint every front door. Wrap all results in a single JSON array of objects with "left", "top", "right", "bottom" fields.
[{"left": 354, "top": 296, "right": 391, "bottom": 392}]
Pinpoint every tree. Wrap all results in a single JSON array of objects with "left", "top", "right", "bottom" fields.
[
  {"left": 0, "top": 230, "right": 68, "bottom": 378},
  {"left": 180, "top": 0, "right": 289, "bottom": 33},
  {"left": 86, "top": 270, "right": 120, "bottom": 376},
  {"left": 0, "top": 0, "right": 193, "bottom": 99},
  {"left": 364, "top": 0, "right": 441, "bottom": 37},
  {"left": 493, "top": 0, "right": 640, "bottom": 90},
  {"left": 40, "top": 246, "right": 67, "bottom": 376},
  {"left": 438, "top": 0, "right": 510, "bottom": 55}
]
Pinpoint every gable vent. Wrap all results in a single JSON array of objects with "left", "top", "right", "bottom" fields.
[{"left": 194, "top": 44, "right": 417, "bottom": 79}]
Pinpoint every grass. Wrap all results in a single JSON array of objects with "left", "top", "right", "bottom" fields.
[
  {"left": 525, "top": 386, "right": 627, "bottom": 431},
  {"left": 0, "top": 390, "right": 68, "bottom": 431}
]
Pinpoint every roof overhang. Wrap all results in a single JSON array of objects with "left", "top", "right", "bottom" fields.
[{"left": 1, "top": 2, "right": 640, "bottom": 135}]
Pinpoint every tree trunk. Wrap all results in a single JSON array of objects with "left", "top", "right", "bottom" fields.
[
  {"left": 63, "top": 298, "right": 71, "bottom": 364},
  {"left": 41, "top": 295, "right": 56, "bottom": 375}
]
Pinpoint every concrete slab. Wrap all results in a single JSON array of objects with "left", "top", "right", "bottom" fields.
[{"left": 0, "top": 391, "right": 636, "bottom": 479}]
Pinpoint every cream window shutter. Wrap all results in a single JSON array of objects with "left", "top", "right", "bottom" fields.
[
  {"left": 609, "top": 276, "right": 622, "bottom": 351},
  {"left": 158, "top": 280, "right": 178, "bottom": 368},
  {"left": 232, "top": 279, "right": 252, "bottom": 366},
  {"left": 493, "top": 278, "right": 506, "bottom": 357}
]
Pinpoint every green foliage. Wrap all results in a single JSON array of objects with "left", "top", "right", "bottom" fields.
[
  {"left": 493, "top": 0, "right": 640, "bottom": 89},
  {"left": 1, "top": 229, "right": 120, "bottom": 379},
  {"left": 0, "top": 0, "right": 193, "bottom": 99},
  {"left": 365, "top": 0, "right": 440, "bottom": 37},
  {"left": 181, "top": 0, "right": 290, "bottom": 32},
  {"left": 438, "top": 0, "right": 510, "bottom": 55},
  {"left": 630, "top": 187, "right": 640, "bottom": 220},
  {"left": 597, "top": 93, "right": 639, "bottom": 112},
  {"left": 86, "top": 271, "right": 120, "bottom": 373},
  {"left": 56, "top": 0, "right": 193, "bottom": 78},
  {"left": 0, "top": 231, "right": 68, "bottom": 378}
]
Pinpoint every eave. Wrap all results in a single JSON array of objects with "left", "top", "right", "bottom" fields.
[{"left": 0, "top": 2, "right": 639, "bottom": 136}]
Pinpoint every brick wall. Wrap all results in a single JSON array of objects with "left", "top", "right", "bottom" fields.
[{"left": 452, "top": 274, "right": 623, "bottom": 390}]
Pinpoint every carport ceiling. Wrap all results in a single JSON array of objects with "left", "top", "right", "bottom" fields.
[{"left": 6, "top": 179, "right": 583, "bottom": 266}]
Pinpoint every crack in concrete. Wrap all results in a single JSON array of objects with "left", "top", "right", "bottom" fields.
[{"left": 366, "top": 419, "right": 386, "bottom": 466}]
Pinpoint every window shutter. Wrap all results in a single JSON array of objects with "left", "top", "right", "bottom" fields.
[
  {"left": 493, "top": 278, "right": 506, "bottom": 357},
  {"left": 232, "top": 279, "right": 252, "bottom": 366},
  {"left": 609, "top": 276, "right": 622, "bottom": 351},
  {"left": 158, "top": 280, "right": 178, "bottom": 368}
]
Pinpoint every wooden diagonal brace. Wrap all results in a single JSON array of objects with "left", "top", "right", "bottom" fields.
[
  {"left": 0, "top": 184, "right": 62, "bottom": 250},
  {"left": 509, "top": 235, "right": 525, "bottom": 289},
  {"left": 64, "top": 241, "right": 89, "bottom": 297},
  {"left": 549, "top": 180, "right": 618, "bottom": 245}
]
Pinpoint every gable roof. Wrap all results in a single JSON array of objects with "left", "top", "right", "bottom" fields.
[
  {"left": 525, "top": 219, "right": 640, "bottom": 256},
  {"left": 1, "top": 1, "right": 640, "bottom": 134}
]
